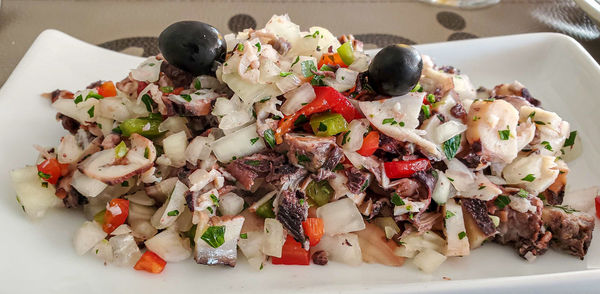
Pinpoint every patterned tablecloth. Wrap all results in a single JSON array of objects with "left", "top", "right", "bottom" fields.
[{"left": 0, "top": 0, "right": 599, "bottom": 86}]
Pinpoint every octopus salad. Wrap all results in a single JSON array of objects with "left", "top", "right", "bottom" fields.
[{"left": 9, "top": 15, "right": 598, "bottom": 274}]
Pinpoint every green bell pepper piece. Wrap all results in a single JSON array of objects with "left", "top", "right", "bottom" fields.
[
  {"left": 310, "top": 112, "right": 348, "bottom": 137},
  {"left": 306, "top": 180, "right": 334, "bottom": 207},
  {"left": 256, "top": 197, "right": 275, "bottom": 218},
  {"left": 337, "top": 42, "right": 354, "bottom": 66}
]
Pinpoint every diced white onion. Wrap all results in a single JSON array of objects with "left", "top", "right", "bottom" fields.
[
  {"left": 10, "top": 166, "right": 61, "bottom": 219},
  {"left": 324, "top": 68, "right": 358, "bottom": 92},
  {"left": 71, "top": 170, "right": 108, "bottom": 198},
  {"left": 262, "top": 218, "right": 286, "bottom": 258},
  {"left": 413, "top": 249, "right": 447, "bottom": 274},
  {"left": 433, "top": 170, "right": 453, "bottom": 204},
  {"left": 218, "top": 192, "right": 245, "bottom": 216},
  {"left": 211, "top": 123, "right": 266, "bottom": 163},
  {"left": 317, "top": 198, "right": 366, "bottom": 235},
  {"left": 145, "top": 228, "right": 192, "bottom": 262},
  {"left": 281, "top": 83, "right": 315, "bottom": 115},
  {"left": 109, "top": 233, "right": 142, "bottom": 267},
  {"left": 312, "top": 233, "right": 362, "bottom": 266},
  {"left": 162, "top": 131, "right": 188, "bottom": 167},
  {"left": 130, "top": 56, "right": 162, "bottom": 82},
  {"left": 73, "top": 221, "right": 107, "bottom": 255},
  {"left": 275, "top": 74, "right": 302, "bottom": 93}
]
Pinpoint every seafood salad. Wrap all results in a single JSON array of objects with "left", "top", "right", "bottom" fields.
[{"left": 9, "top": 15, "right": 597, "bottom": 274}]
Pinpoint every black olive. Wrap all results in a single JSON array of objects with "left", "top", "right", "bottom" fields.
[
  {"left": 367, "top": 44, "right": 423, "bottom": 97},
  {"left": 158, "top": 21, "right": 227, "bottom": 76}
]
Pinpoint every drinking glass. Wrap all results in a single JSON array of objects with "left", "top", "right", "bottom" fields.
[{"left": 418, "top": 0, "right": 500, "bottom": 9}]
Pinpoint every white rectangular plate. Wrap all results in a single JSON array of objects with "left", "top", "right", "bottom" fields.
[{"left": 0, "top": 30, "right": 599, "bottom": 293}]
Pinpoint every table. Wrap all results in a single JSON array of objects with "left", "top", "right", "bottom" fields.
[{"left": 0, "top": 0, "right": 599, "bottom": 87}]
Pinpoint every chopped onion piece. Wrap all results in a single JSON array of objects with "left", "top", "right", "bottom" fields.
[
  {"left": 145, "top": 228, "right": 192, "bottom": 262},
  {"left": 413, "top": 249, "right": 447, "bottom": 274},
  {"left": 317, "top": 198, "right": 366, "bottom": 235},
  {"left": 73, "top": 221, "right": 107, "bottom": 255},
  {"left": 162, "top": 131, "right": 188, "bottom": 167},
  {"left": 262, "top": 218, "right": 286, "bottom": 258}
]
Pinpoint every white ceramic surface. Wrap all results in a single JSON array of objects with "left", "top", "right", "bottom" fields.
[
  {"left": 0, "top": 30, "right": 599, "bottom": 294},
  {"left": 575, "top": 0, "right": 600, "bottom": 24}
]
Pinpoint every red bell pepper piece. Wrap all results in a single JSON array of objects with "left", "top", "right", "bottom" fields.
[
  {"left": 271, "top": 235, "right": 310, "bottom": 265},
  {"left": 318, "top": 53, "right": 348, "bottom": 69},
  {"left": 172, "top": 87, "right": 184, "bottom": 95},
  {"left": 134, "top": 251, "right": 166, "bottom": 274},
  {"left": 37, "top": 158, "right": 66, "bottom": 185},
  {"left": 97, "top": 81, "right": 117, "bottom": 97},
  {"left": 595, "top": 196, "right": 600, "bottom": 219},
  {"left": 136, "top": 81, "right": 148, "bottom": 95},
  {"left": 102, "top": 199, "right": 129, "bottom": 234},
  {"left": 275, "top": 86, "right": 357, "bottom": 144},
  {"left": 384, "top": 158, "right": 431, "bottom": 179},
  {"left": 356, "top": 131, "right": 380, "bottom": 157},
  {"left": 302, "top": 218, "right": 324, "bottom": 246}
]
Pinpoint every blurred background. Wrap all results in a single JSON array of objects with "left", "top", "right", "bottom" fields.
[{"left": 1, "top": 0, "right": 599, "bottom": 86}]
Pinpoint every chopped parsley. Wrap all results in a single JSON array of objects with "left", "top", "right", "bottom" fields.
[
  {"left": 74, "top": 95, "right": 83, "bottom": 104},
  {"left": 144, "top": 147, "right": 150, "bottom": 159},
  {"left": 421, "top": 105, "right": 431, "bottom": 119},
  {"left": 445, "top": 211, "right": 455, "bottom": 219},
  {"left": 382, "top": 118, "right": 397, "bottom": 125},
  {"left": 528, "top": 111, "right": 536, "bottom": 119},
  {"left": 563, "top": 131, "right": 577, "bottom": 147},
  {"left": 399, "top": 121, "right": 405, "bottom": 127},
  {"left": 201, "top": 225, "right": 226, "bottom": 248},
  {"left": 291, "top": 56, "right": 300, "bottom": 67},
  {"left": 541, "top": 141, "right": 553, "bottom": 151},
  {"left": 263, "top": 129, "right": 276, "bottom": 148},
  {"left": 237, "top": 43, "right": 244, "bottom": 52},
  {"left": 294, "top": 114, "right": 308, "bottom": 127},
  {"left": 207, "top": 206, "right": 214, "bottom": 214},
  {"left": 259, "top": 96, "right": 271, "bottom": 103},
  {"left": 458, "top": 231, "right": 467, "bottom": 240},
  {"left": 341, "top": 131, "right": 351, "bottom": 145},
  {"left": 180, "top": 94, "right": 192, "bottom": 102},
  {"left": 244, "top": 160, "right": 261, "bottom": 166},
  {"left": 255, "top": 42, "right": 261, "bottom": 52},
  {"left": 141, "top": 94, "right": 153, "bottom": 112},
  {"left": 517, "top": 189, "right": 528, "bottom": 198},
  {"left": 297, "top": 153, "right": 311, "bottom": 164},
  {"left": 121, "top": 181, "right": 129, "bottom": 187},
  {"left": 38, "top": 171, "right": 51, "bottom": 180},
  {"left": 498, "top": 126, "right": 510, "bottom": 140},
  {"left": 360, "top": 179, "right": 369, "bottom": 192},
  {"left": 194, "top": 78, "right": 202, "bottom": 90},
  {"left": 167, "top": 210, "right": 179, "bottom": 216},
  {"left": 85, "top": 92, "right": 104, "bottom": 100},
  {"left": 478, "top": 185, "right": 486, "bottom": 190},
  {"left": 240, "top": 233, "right": 248, "bottom": 239},
  {"left": 318, "top": 122, "right": 327, "bottom": 132},
  {"left": 250, "top": 137, "right": 260, "bottom": 145},
  {"left": 41, "top": 182, "right": 48, "bottom": 188},
  {"left": 521, "top": 174, "right": 536, "bottom": 182},
  {"left": 552, "top": 205, "right": 577, "bottom": 214},
  {"left": 210, "top": 194, "right": 219, "bottom": 206},
  {"left": 333, "top": 163, "right": 345, "bottom": 171},
  {"left": 472, "top": 115, "right": 480, "bottom": 121},
  {"left": 391, "top": 193, "right": 405, "bottom": 206},
  {"left": 494, "top": 195, "right": 511, "bottom": 209},
  {"left": 304, "top": 30, "right": 320, "bottom": 38},
  {"left": 442, "top": 134, "right": 461, "bottom": 160},
  {"left": 279, "top": 72, "right": 293, "bottom": 77},
  {"left": 300, "top": 60, "right": 317, "bottom": 77},
  {"left": 534, "top": 120, "right": 546, "bottom": 125},
  {"left": 87, "top": 106, "right": 95, "bottom": 118},
  {"left": 447, "top": 177, "right": 454, "bottom": 182}
]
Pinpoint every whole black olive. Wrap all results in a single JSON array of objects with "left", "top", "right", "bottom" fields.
[
  {"left": 158, "top": 21, "right": 227, "bottom": 76},
  {"left": 367, "top": 44, "right": 423, "bottom": 97}
]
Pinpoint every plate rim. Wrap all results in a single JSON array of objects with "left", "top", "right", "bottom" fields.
[{"left": 1, "top": 29, "right": 600, "bottom": 293}]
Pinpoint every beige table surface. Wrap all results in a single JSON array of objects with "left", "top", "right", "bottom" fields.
[{"left": 1, "top": 0, "right": 599, "bottom": 87}]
